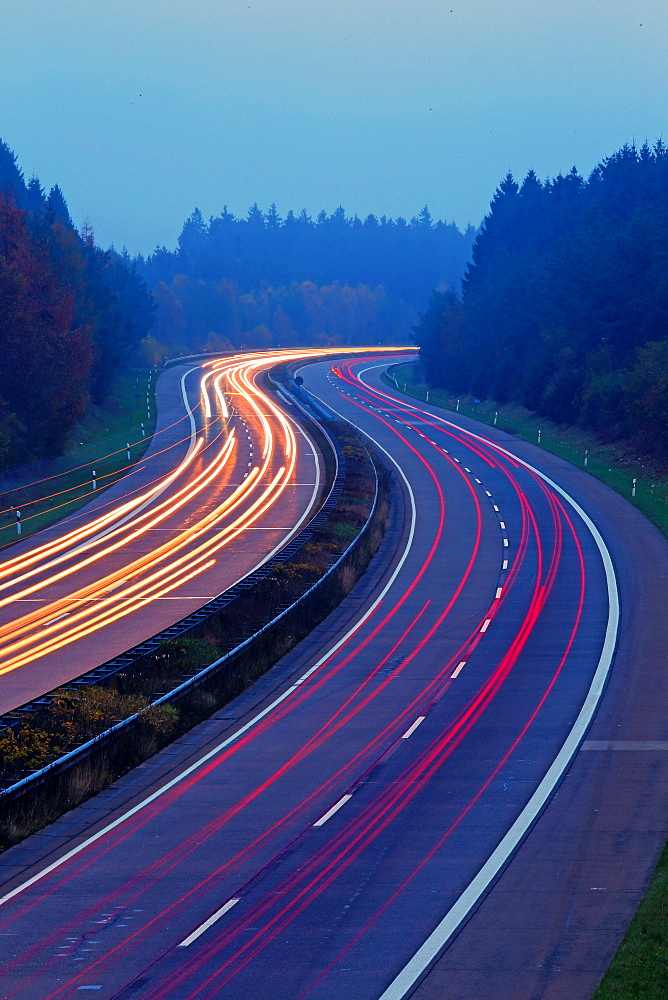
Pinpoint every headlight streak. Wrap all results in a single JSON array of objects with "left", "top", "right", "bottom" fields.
[
  {"left": 0, "top": 451, "right": 295, "bottom": 673},
  {"left": 0, "top": 392, "right": 203, "bottom": 528},
  {"left": 0, "top": 348, "right": 369, "bottom": 681},
  {"left": 0, "top": 437, "right": 207, "bottom": 591}
]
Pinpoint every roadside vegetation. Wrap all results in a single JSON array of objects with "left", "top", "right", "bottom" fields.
[
  {"left": 0, "top": 139, "right": 155, "bottom": 473},
  {"left": 414, "top": 141, "right": 668, "bottom": 465},
  {"left": 386, "top": 361, "right": 668, "bottom": 537},
  {"left": 0, "top": 368, "right": 156, "bottom": 549}
]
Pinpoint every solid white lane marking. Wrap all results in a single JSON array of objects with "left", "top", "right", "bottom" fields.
[
  {"left": 1, "top": 378, "right": 418, "bottom": 910},
  {"left": 179, "top": 898, "right": 240, "bottom": 947},
  {"left": 480, "top": 619, "right": 491, "bottom": 633},
  {"left": 402, "top": 717, "right": 425, "bottom": 739},
  {"left": 451, "top": 661, "right": 466, "bottom": 678},
  {"left": 314, "top": 794, "right": 352, "bottom": 827},
  {"left": 355, "top": 372, "right": 621, "bottom": 1000}
]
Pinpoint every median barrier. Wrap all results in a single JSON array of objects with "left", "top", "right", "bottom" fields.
[{"left": 0, "top": 384, "right": 393, "bottom": 846}]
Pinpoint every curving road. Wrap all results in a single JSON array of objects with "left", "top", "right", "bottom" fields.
[
  {"left": 0, "top": 354, "right": 666, "bottom": 1000},
  {"left": 0, "top": 349, "right": 351, "bottom": 714}
]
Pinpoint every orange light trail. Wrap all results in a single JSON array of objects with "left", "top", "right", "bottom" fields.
[{"left": 0, "top": 348, "right": 410, "bottom": 685}]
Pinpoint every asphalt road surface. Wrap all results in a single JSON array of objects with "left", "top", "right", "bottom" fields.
[
  {"left": 0, "top": 351, "right": 329, "bottom": 713},
  {"left": 0, "top": 354, "right": 666, "bottom": 1000}
]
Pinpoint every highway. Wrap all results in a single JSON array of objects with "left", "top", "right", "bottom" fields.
[
  {"left": 1, "top": 353, "right": 667, "bottom": 1000},
  {"left": 0, "top": 349, "right": 346, "bottom": 714}
]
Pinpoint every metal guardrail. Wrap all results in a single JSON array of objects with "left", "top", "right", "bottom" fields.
[
  {"left": 0, "top": 383, "right": 342, "bottom": 733},
  {"left": 0, "top": 389, "right": 381, "bottom": 801}
]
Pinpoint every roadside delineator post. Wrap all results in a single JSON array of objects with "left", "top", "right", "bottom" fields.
[
  {"left": 16, "top": 510, "right": 21, "bottom": 535},
  {"left": 632, "top": 477, "right": 637, "bottom": 497},
  {"left": 584, "top": 449, "right": 589, "bottom": 467},
  {"left": 92, "top": 469, "right": 96, "bottom": 490}
]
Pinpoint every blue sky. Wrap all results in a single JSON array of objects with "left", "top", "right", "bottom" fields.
[{"left": 1, "top": 0, "right": 665, "bottom": 253}]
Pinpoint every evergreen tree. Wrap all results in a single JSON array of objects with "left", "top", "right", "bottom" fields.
[
  {"left": 0, "top": 140, "right": 26, "bottom": 204},
  {"left": 25, "top": 175, "right": 46, "bottom": 216},
  {"left": 45, "top": 185, "right": 73, "bottom": 228}
]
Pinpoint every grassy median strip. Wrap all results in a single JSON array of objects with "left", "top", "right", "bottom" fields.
[
  {"left": 386, "top": 360, "right": 668, "bottom": 1000},
  {"left": 0, "top": 369, "right": 157, "bottom": 550}
]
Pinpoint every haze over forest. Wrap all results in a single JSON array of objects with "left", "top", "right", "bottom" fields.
[{"left": 2, "top": 129, "right": 668, "bottom": 468}]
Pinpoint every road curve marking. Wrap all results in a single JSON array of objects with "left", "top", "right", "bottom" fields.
[
  {"left": 178, "top": 897, "right": 240, "bottom": 948},
  {"left": 402, "top": 716, "right": 426, "bottom": 739},
  {"left": 343, "top": 363, "right": 620, "bottom": 1000},
  {"left": 313, "top": 794, "right": 353, "bottom": 827}
]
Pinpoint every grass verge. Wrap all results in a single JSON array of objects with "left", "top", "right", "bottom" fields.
[
  {"left": 386, "top": 359, "right": 668, "bottom": 999},
  {"left": 0, "top": 369, "right": 157, "bottom": 550},
  {"left": 385, "top": 361, "right": 668, "bottom": 536}
]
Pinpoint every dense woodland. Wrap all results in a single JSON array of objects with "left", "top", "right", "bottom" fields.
[
  {"left": 0, "top": 140, "right": 154, "bottom": 468},
  {"left": 136, "top": 205, "right": 475, "bottom": 360},
  {"left": 414, "top": 141, "right": 668, "bottom": 455}
]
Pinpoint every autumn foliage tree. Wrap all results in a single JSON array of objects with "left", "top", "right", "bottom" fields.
[
  {"left": 0, "top": 194, "right": 91, "bottom": 462},
  {"left": 0, "top": 139, "right": 156, "bottom": 469}
]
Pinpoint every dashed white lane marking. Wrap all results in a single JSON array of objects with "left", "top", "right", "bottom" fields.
[
  {"left": 502, "top": 559, "right": 509, "bottom": 570},
  {"left": 402, "top": 717, "right": 425, "bottom": 739},
  {"left": 347, "top": 363, "right": 620, "bottom": 1000},
  {"left": 464, "top": 467, "right": 471, "bottom": 473},
  {"left": 485, "top": 490, "right": 492, "bottom": 496},
  {"left": 453, "top": 458, "right": 460, "bottom": 463},
  {"left": 474, "top": 478, "right": 481, "bottom": 484},
  {"left": 500, "top": 521, "right": 506, "bottom": 529},
  {"left": 314, "top": 794, "right": 353, "bottom": 827},
  {"left": 451, "top": 661, "right": 466, "bottom": 678},
  {"left": 495, "top": 587, "right": 503, "bottom": 599},
  {"left": 493, "top": 504, "right": 499, "bottom": 511},
  {"left": 503, "top": 538, "right": 509, "bottom": 547},
  {"left": 179, "top": 898, "right": 240, "bottom": 948},
  {"left": 44, "top": 612, "right": 71, "bottom": 626},
  {"left": 480, "top": 619, "right": 491, "bottom": 633}
]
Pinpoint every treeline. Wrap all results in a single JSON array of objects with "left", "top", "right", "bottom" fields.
[
  {"left": 414, "top": 141, "right": 668, "bottom": 455},
  {"left": 0, "top": 140, "right": 154, "bottom": 468},
  {"left": 137, "top": 204, "right": 475, "bottom": 358}
]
